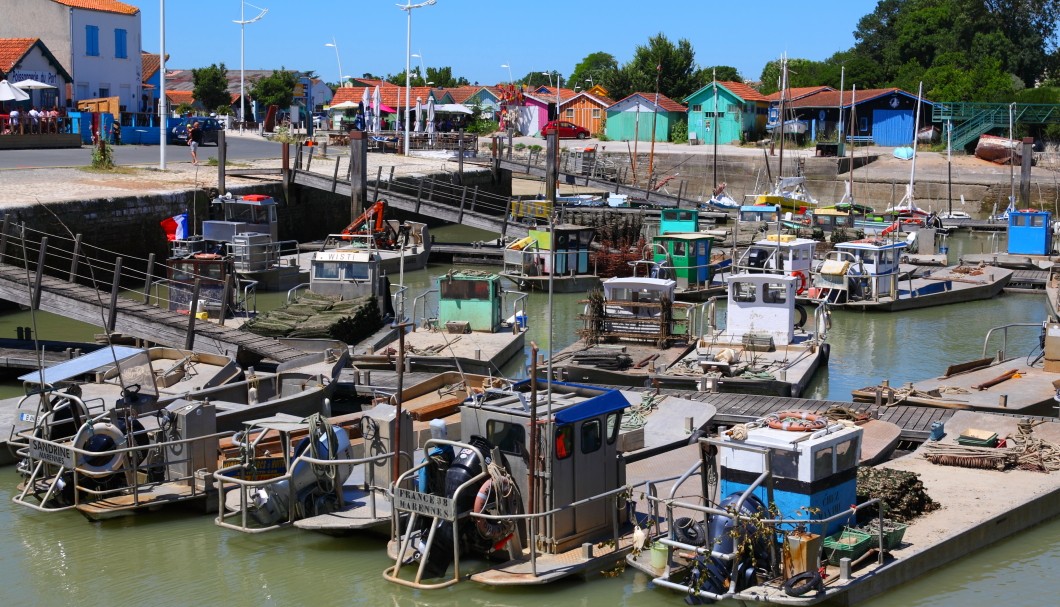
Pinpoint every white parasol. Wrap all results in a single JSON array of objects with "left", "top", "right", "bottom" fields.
[
  {"left": 372, "top": 85, "right": 381, "bottom": 131},
  {"left": 0, "top": 80, "right": 30, "bottom": 102},
  {"left": 11, "top": 78, "right": 56, "bottom": 90},
  {"left": 426, "top": 94, "right": 435, "bottom": 135},
  {"left": 413, "top": 97, "right": 422, "bottom": 132},
  {"left": 361, "top": 87, "right": 370, "bottom": 127}
]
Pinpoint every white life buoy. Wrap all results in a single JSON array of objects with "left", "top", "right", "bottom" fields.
[
  {"left": 473, "top": 478, "right": 510, "bottom": 542},
  {"left": 73, "top": 422, "right": 128, "bottom": 475}
]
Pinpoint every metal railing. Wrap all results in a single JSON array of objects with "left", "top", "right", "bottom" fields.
[{"left": 981, "top": 322, "right": 1043, "bottom": 359}]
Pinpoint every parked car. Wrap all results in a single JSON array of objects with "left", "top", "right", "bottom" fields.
[
  {"left": 171, "top": 116, "right": 222, "bottom": 146},
  {"left": 540, "top": 120, "right": 590, "bottom": 139}
]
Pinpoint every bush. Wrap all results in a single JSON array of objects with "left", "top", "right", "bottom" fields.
[
  {"left": 91, "top": 138, "right": 114, "bottom": 170},
  {"left": 670, "top": 119, "right": 688, "bottom": 144},
  {"left": 467, "top": 119, "right": 499, "bottom": 135}
]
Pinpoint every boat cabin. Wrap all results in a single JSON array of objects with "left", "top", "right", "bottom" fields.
[
  {"left": 593, "top": 276, "right": 692, "bottom": 343},
  {"left": 1007, "top": 209, "right": 1053, "bottom": 255},
  {"left": 437, "top": 271, "right": 505, "bottom": 333},
  {"left": 736, "top": 235, "right": 816, "bottom": 276},
  {"left": 726, "top": 273, "right": 799, "bottom": 346},
  {"left": 719, "top": 420, "right": 861, "bottom": 536},
  {"left": 832, "top": 238, "right": 907, "bottom": 276},
  {"left": 203, "top": 193, "right": 279, "bottom": 242},
  {"left": 652, "top": 233, "right": 714, "bottom": 290},
  {"left": 504, "top": 224, "right": 594, "bottom": 277},
  {"left": 166, "top": 254, "right": 233, "bottom": 318},
  {"left": 659, "top": 208, "right": 698, "bottom": 235},
  {"left": 739, "top": 204, "right": 779, "bottom": 223},
  {"left": 811, "top": 208, "right": 856, "bottom": 232},
  {"left": 309, "top": 249, "right": 392, "bottom": 313}
]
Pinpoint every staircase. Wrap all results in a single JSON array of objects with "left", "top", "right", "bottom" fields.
[{"left": 932, "top": 103, "right": 1060, "bottom": 150}]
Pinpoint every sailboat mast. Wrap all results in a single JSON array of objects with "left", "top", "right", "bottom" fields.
[
  {"left": 777, "top": 55, "right": 787, "bottom": 180},
  {"left": 843, "top": 85, "right": 857, "bottom": 204},
  {"left": 712, "top": 67, "right": 718, "bottom": 190},
  {"left": 906, "top": 82, "right": 924, "bottom": 212}
]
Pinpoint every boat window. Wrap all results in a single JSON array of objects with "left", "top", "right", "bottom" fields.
[
  {"left": 1032, "top": 214, "right": 1045, "bottom": 227},
  {"left": 678, "top": 210, "right": 694, "bottom": 221},
  {"left": 698, "top": 242, "right": 707, "bottom": 257},
  {"left": 200, "top": 263, "right": 225, "bottom": 280},
  {"left": 581, "top": 419, "right": 602, "bottom": 454},
  {"left": 838, "top": 216, "right": 853, "bottom": 227},
  {"left": 1013, "top": 214, "right": 1027, "bottom": 227},
  {"left": 814, "top": 215, "right": 829, "bottom": 228},
  {"left": 577, "top": 230, "right": 594, "bottom": 247},
  {"left": 555, "top": 425, "right": 573, "bottom": 460},
  {"left": 342, "top": 262, "right": 370, "bottom": 281},
  {"left": 814, "top": 446, "right": 834, "bottom": 479},
  {"left": 606, "top": 412, "right": 620, "bottom": 444},
  {"left": 440, "top": 279, "right": 491, "bottom": 300},
  {"left": 487, "top": 420, "right": 526, "bottom": 456},
  {"left": 673, "top": 241, "right": 686, "bottom": 256},
  {"left": 732, "top": 282, "right": 757, "bottom": 303},
  {"left": 835, "top": 438, "right": 858, "bottom": 472},
  {"left": 763, "top": 284, "right": 787, "bottom": 304},
  {"left": 171, "top": 262, "right": 195, "bottom": 282},
  {"left": 772, "top": 450, "right": 798, "bottom": 478},
  {"left": 313, "top": 262, "right": 341, "bottom": 280}
]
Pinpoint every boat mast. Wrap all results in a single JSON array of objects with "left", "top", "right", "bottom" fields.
[
  {"left": 712, "top": 67, "right": 718, "bottom": 190},
  {"left": 777, "top": 54, "right": 787, "bottom": 181},
  {"left": 901, "top": 82, "right": 924, "bottom": 214},
  {"left": 841, "top": 86, "right": 857, "bottom": 205}
]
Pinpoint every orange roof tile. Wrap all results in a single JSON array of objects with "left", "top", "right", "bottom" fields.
[
  {"left": 443, "top": 85, "right": 483, "bottom": 104},
  {"left": 332, "top": 83, "right": 442, "bottom": 109},
  {"left": 719, "top": 81, "right": 767, "bottom": 102},
  {"left": 50, "top": 0, "right": 139, "bottom": 15},
  {"left": 0, "top": 38, "right": 36, "bottom": 74},
  {"left": 165, "top": 90, "right": 195, "bottom": 104},
  {"left": 785, "top": 88, "right": 930, "bottom": 108},
  {"left": 764, "top": 86, "right": 833, "bottom": 101},
  {"left": 559, "top": 91, "right": 614, "bottom": 109},
  {"left": 141, "top": 52, "right": 160, "bottom": 82}
]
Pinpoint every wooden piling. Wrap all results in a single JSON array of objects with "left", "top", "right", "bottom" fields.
[
  {"left": 107, "top": 257, "right": 122, "bottom": 332},
  {"left": 69, "top": 234, "right": 82, "bottom": 282}
]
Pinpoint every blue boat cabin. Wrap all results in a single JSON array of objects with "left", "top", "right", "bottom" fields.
[{"left": 1007, "top": 209, "right": 1053, "bottom": 255}]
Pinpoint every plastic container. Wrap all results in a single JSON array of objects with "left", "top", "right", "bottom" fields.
[
  {"left": 650, "top": 542, "right": 668, "bottom": 568},
  {"left": 515, "top": 312, "right": 527, "bottom": 329},
  {"left": 823, "top": 528, "right": 873, "bottom": 564}
]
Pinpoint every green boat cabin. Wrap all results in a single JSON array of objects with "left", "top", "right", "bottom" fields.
[
  {"left": 438, "top": 271, "right": 504, "bottom": 332},
  {"left": 652, "top": 233, "right": 715, "bottom": 289}
]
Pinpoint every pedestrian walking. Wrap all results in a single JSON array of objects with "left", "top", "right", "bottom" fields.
[{"left": 188, "top": 120, "right": 203, "bottom": 165}]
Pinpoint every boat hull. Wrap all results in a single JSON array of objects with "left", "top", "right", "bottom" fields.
[{"left": 499, "top": 273, "right": 601, "bottom": 293}]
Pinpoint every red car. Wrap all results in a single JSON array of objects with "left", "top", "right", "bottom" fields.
[{"left": 541, "top": 120, "right": 590, "bottom": 139}]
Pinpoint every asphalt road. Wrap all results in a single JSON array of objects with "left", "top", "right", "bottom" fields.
[{"left": 0, "top": 134, "right": 283, "bottom": 169}]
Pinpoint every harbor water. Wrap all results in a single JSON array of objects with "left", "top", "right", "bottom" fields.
[{"left": 0, "top": 226, "right": 1056, "bottom": 605}]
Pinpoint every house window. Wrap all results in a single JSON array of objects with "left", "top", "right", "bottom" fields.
[
  {"left": 86, "top": 25, "right": 100, "bottom": 56},
  {"left": 115, "top": 28, "right": 128, "bottom": 59},
  {"left": 691, "top": 104, "right": 702, "bottom": 112},
  {"left": 592, "top": 108, "right": 600, "bottom": 118},
  {"left": 98, "top": 86, "right": 110, "bottom": 98},
  {"left": 860, "top": 117, "right": 868, "bottom": 132},
  {"left": 565, "top": 108, "right": 574, "bottom": 119}
]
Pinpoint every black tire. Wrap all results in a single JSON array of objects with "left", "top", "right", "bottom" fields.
[
  {"left": 794, "top": 304, "right": 808, "bottom": 329},
  {"left": 782, "top": 570, "right": 823, "bottom": 597},
  {"left": 820, "top": 342, "right": 831, "bottom": 364},
  {"left": 577, "top": 132, "right": 588, "bottom": 140},
  {"left": 673, "top": 516, "right": 707, "bottom": 546}
]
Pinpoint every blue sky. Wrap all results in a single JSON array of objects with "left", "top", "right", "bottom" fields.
[{"left": 138, "top": 1, "right": 875, "bottom": 85}]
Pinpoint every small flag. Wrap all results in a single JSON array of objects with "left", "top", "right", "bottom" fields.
[{"left": 160, "top": 213, "right": 188, "bottom": 241}]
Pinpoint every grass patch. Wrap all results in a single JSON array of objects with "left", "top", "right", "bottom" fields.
[
  {"left": 78, "top": 165, "right": 141, "bottom": 174},
  {"left": 205, "top": 157, "right": 248, "bottom": 167}
]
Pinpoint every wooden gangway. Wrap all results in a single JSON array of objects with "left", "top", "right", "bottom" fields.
[{"left": 0, "top": 220, "right": 306, "bottom": 364}]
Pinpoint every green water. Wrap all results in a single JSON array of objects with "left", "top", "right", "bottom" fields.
[{"left": 0, "top": 226, "right": 1055, "bottom": 606}]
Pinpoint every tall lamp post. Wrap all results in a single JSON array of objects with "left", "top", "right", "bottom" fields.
[
  {"left": 398, "top": 0, "right": 436, "bottom": 156},
  {"left": 325, "top": 37, "right": 343, "bottom": 86},
  {"left": 159, "top": 0, "right": 166, "bottom": 170},
  {"left": 501, "top": 63, "right": 513, "bottom": 84},
  {"left": 234, "top": 1, "right": 268, "bottom": 132}
]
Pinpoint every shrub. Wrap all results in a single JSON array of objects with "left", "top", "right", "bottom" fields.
[
  {"left": 91, "top": 137, "right": 114, "bottom": 170},
  {"left": 670, "top": 119, "right": 689, "bottom": 144}
]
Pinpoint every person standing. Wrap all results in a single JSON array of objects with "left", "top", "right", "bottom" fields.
[
  {"left": 188, "top": 120, "right": 203, "bottom": 165},
  {"left": 9, "top": 107, "right": 20, "bottom": 134}
]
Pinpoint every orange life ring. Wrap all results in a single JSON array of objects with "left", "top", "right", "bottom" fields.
[
  {"left": 473, "top": 479, "right": 510, "bottom": 541},
  {"left": 790, "top": 271, "right": 808, "bottom": 295},
  {"left": 193, "top": 253, "right": 222, "bottom": 260},
  {"left": 767, "top": 410, "right": 827, "bottom": 432}
]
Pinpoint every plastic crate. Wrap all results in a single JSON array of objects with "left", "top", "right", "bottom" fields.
[
  {"left": 861, "top": 520, "right": 908, "bottom": 550},
  {"left": 956, "top": 430, "right": 998, "bottom": 448},
  {"left": 823, "top": 528, "right": 873, "bottom": 565}
]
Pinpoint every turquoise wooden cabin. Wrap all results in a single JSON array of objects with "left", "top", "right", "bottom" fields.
[
  {"left": 683, "top": 81, "right": 769, "bottom": 145},
  {"left": 605, "top": 92, "right": 687, "bottom": 142},
  {"left": 659, "top": 208, "right": 698, "bottom": 235},
  {"left": 437, "top": 271, "right": 504, "bottom": 333},
  {"left": 653, "top": 233, "right": 715, "bottom": 289}
]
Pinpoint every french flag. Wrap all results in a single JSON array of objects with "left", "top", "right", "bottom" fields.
[{"left": 160, "top": 213, "right": 189, "bottom": 241}]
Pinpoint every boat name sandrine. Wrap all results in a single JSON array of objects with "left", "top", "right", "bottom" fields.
[
  {"left": 28, "top": 438, "right": 75, "bottom": 468},
  {"left": 394, "top": 488, "right": 456, "bottom": 518}
]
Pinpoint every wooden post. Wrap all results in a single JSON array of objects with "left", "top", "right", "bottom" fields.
[
  {"left": 306, "top": 144, "right": 315, "bottom": 171},
  {"left": 68, "top": 233, "right": 82, "bottom": 282},
  {"left": 470, "top": 186, "right": 479, "bottom": 213},
  {"left": 387, "top": 166, "right": 395, "bottom": 192},
  {"left": 282, "top": 143, "right": 291, "bottom": 198},
  {"left": 217, "top": 129, "right": 226, "bottom": 195},
  {"left": 0, "top": 214, "right": 9, "bottom": 265},
  {"left": 218, "top": 273, "right": 233, "bottom": 327},
  {"left": 107, "top": 256, "right": 122, "bottom": 332},
  {"left": 415, "top": 178, "right": 424, "bottom": 213},
  {"left": 491, "top": 136, "right": 500, "bottom": 182},
  {"left": 349, "top": 130, "right": 368, "bottom": 222},
  {"left": 373, "top": 166, "right": 382, "bottom": 201},
  {"left": 458, "top": 185, "right": 468, "bottom": 223},
  {"left": 295, "top": 143, "right": 303, "bottom": 169},
  {"left": 142, "top": 253, "right": 155, "bottom": 303},
  {"left": 457, "top": 129, "right": 465, "bottom": 185},
  {"left": 506, "top": 132, "right": 513, "bottom": 159},
  {"left": 501, "top": 202, "right": 510, "bottom": 242},
  {"left": 331, "top": 155, "right": 340, "bottom": 193},
  {"left": 545, "top": 131, "right": 558, "bottom": 203},
  {"left": 426, "top": 177, "right": 435, "bottom": 202},
  {"left": 677, "top": 181, "right": 684, "bottom": 207},
  {"left": 185, "top": 278, "right": 201, "bottom": 350},
  {"left": 32, "top": 237, "right": 47, "bottom": 311},
  {"left": 1020, "top": 137, "right": 1034, "bottom": 205}
]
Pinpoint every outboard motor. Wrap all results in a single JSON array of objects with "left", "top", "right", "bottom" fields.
[
  {"left": 247, "top": 421, "right": 354, "bottom": 526},
  {"left": 686, "top": 492, "right": 769, "bottom": 599}
]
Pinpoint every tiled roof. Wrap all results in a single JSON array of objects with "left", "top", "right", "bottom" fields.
[
  {"left": 165, "top": 90, "right": 195, "bottom": 104},
  {"left": 535, "top": 86, "right": 579, "bottom": 101},
  {"left": 0, "top": 38, "right": 36, "bottom": 74},
  {"left": 764, "top": 86, "right": 833, "bottom": 101},
  {"left": 50, "top": 0, "right": 140, "bottom": 15},
  {"left": 444, "top": 85, "right": 484, "bottom": 104},
  {"left": 332, "top": 83, "right": 440, "bottom": 109},
  {"left": 719, "top": 81, "right": 767, "bottom": 102},
  {"left": 141, "top": 52, "right": 160, "bottom": 81},
  {"left": 614, "top": 92, "right": 686, "bottom": 113},
  {"left": 785, "top": 87, "right": 930, "bottom": 108},
  {"left": 559, "top": 91, "right": 614, "bottom": 109}
]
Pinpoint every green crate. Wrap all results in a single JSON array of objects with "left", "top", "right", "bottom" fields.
[
  {"left": 823, "top": 528, "right": 873, "bottom": 565},
  {"left": 862, "top": 520, "right": 908, "bottom": 550},
  {"left": 956, "top": 433, "right": 998, "bottom": 447}
]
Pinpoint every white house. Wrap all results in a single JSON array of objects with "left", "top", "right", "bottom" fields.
[
  {"left": 0, "top": 38, "right": 73, "bottom": 107},
  {"left": 0, "top": 0, "right": 142, "bottom": 110}
]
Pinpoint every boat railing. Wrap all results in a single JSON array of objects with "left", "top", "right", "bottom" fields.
[
  {"left": 225, "top": 238, "right": 302, "bottom": 271},
  {"left": 149, "top": 277, "right": 257, "bottom": 318},
  {"left": 502, "top": 289, "right": 528, "bottom": 333},
  {"left": 7, "top": 390, "right": 108, "bottom": 452},
  {"left": 981, "top": 322, "right": 1043, "bottom": 360},
  {"left": 411, "top": 288, "right": 438, "bottom": 331},
  {"left": 13, "top": 414, "right": 233, "bottom": 513},
  {"left": 286, "top": 282, "right": 311, "bottom": 303},
  {"left": 213, "top": 449, "right": 397, "bottom": 534}
]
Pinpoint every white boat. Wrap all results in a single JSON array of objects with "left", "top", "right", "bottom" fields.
[
  {"left": 501, "top": 224, "right": 601, "bottom": 293},
  {"left": 310, "top": 200, "right": 431, "bottom": 276}
]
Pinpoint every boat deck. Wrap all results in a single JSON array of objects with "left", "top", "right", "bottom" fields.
[
  {"left": 74, "top": 481, "right": 205, "bottom": 521},
  {"left": 374, "top": 330, "right": 525, "bottom": 374},
  {"left": 901, "top": 357, "right": 1060, "bottom": 415},
  {"left": 293, "top": 486, "right": 393, "bottom": 534}
]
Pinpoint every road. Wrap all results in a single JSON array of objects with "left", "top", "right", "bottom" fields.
[{"left": 0, "top": 133, "right": 283, "bottom": 170}]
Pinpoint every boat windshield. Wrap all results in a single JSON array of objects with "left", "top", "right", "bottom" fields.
[{"left": 440, "top": 279, "right": 491, "bottom": 301}]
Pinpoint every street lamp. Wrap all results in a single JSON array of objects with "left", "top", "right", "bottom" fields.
[
  {"left": 397, "top": 0, "right": 437, "bottom": 156},
  {"left": 541, "top": 71, "right": 553, "bottom": 88},
  {"left": 325, "top": 37, "right": 343, "bottom": 86},
  {"left": 411, "top": 51, "right": 427, "bottom": 86},
  {"left": 234, "top": 1, "right": 268, "bottom": 131},
  {"left": 501, "top": 63, "right": 512, "bottom": 84}
]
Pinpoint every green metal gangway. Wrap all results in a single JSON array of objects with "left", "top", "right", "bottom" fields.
[{"left": 932, "top": 103, "right": 1060, "bottom": 149}]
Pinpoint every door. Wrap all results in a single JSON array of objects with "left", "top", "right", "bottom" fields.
[
  {"left": 574, "top": 418, "right": 608, "bottom": 534},
  {"left": 871, "top": 109, "right": 914, "bottom": 146}
]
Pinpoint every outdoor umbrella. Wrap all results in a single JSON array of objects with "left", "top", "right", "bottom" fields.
[
  {"left": 413, "top": 97, "right": 422, "bottom": 132},
  {"left": 11, "top": 78, "right": 56, "bottom": 90},
  {"left": 372, "top": 86, "right": 381, "bottom": 131},
  {"left": 361, "top": 87, "right": 371, "bottom": 130},
  {"left": 0, "top": 80, "right": 30, "bottom": 102},
  {"left": 426, "top": 95, "right": 435, "bottom": 135}
]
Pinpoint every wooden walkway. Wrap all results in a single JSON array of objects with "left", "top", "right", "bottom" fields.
[{"left": 0, "top": 262, "right": 306, "bottom": 364}]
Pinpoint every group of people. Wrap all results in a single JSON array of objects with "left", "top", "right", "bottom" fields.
[{"left": 1, "top": 106, "right": 63, "bottom": 135}]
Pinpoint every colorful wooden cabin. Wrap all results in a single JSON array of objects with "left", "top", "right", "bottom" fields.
[
  {"left": 659, "top": 208, "right": 698, "bottom": 235},
  {"left": 810, "top": 208, "right": 856, "bottom": 232},
  {"left": 652, "top": 233, "right": 714, "bottom": 290},
  {"left": 438, "top": 271, "right": 505, "bottom": 332},
  {"left": 1007, "top": 209, "right": 1053, "bottom": 255},
  {"left": 739, "top": 204, "right": 779, "bottom": 223}
]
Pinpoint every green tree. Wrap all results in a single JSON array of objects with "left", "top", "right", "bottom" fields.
[
  {"left": 425, "top": 66, "right": 469, "bottom": 88},
  {"left": 568, "top": 52, "right": 619, "bottom": 89},
  {"left": 249, "top": 68, "right": 297, "bottom": 109},
  {"left": 922, "top": 52, "right": 1014, "bottom": 101},
  {"left": 192, "top": 63, "right": 230, "bottom": 111},
  {"left": 622, "top": 33, "right": 700, "bottom": 102},
  {"left": 698, "top": 65, "right": 742, "bottom": 83}
]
